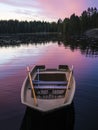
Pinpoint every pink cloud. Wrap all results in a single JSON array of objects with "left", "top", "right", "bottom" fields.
[
  {"left": 0, "top": 0, "right": 98, "bottom": 21},
  {"left": 37, "top": 0, "right": 89, "bottom": 20}
]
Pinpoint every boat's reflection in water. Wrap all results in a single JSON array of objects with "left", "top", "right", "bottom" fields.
[{"left": 20, "top": 102, "right": 75, "bottom": 130}]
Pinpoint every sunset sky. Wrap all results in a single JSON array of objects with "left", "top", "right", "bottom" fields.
[{"left": 0, "top": 0, "right": 98, "bottom": 22}]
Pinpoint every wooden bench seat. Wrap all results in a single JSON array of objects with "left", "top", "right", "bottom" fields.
[
  {"left": 33, "top": 80, "right": 67, "bottom": 85},
  {"left": 34, "top": 85, "right": 67, "bottom": 89}
]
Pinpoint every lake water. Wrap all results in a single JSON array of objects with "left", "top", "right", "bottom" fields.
[{"left": 0, "top": 35, "right": 98, "bottom": 130}]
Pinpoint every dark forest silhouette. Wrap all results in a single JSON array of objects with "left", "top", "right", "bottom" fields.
[{"left": 0, "top": 7, "right": 98, "bottom": 35}]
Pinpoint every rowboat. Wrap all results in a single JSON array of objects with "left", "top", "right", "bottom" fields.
[{"left": 21, "top": 65, "right": 76, "bottom": 113}]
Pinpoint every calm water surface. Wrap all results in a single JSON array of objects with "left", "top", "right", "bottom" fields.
[{"left": 0, "top": 39, "right": 98, "bottom": 130}]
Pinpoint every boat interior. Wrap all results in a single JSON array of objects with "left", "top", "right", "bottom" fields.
[{"left": 29, "top": 70, "right": 69, "bottom": 99}]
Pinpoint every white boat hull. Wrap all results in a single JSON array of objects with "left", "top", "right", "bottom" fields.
[{"left": 21, "top": 65, "right": 76, "bottom": 113}]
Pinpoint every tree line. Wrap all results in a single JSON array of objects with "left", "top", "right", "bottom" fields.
[{"left": 0, "top": 7, "right": 98, "bottom": 35}]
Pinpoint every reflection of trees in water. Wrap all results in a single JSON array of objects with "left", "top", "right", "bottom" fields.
[
  {"left": 0, "top": 34, "right": 60, "bottom": 47},
  {"left": 20, "top": 102, "right": 75, "bottom": 130},
  {"left": 0, "top": 34, "right": 98, "bottom": 57},
  {"left": 62, "top": 35, "right": 98, "bottom": 57},
  {"left": 81, "top": 45, "right": 98, "bottom": 57}
]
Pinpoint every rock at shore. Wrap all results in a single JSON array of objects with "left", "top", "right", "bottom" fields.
[{"left": 85, "top": 28, "right": 98, "bottom": 39}]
